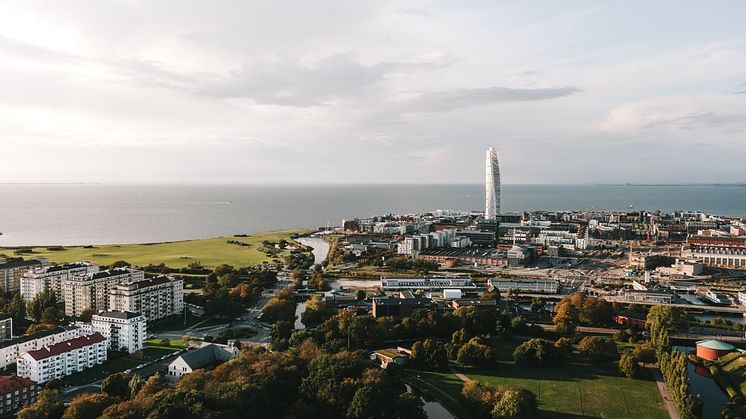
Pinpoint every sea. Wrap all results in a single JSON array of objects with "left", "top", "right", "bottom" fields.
[{"left": 0, "top": 184, "right": 744, "bottom": 246}]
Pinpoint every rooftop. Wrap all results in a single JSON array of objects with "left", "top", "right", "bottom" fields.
[
  {"left": 0, "top": 376, "right": 36, "bottom": 394},
  {"left": 0, "top": 325, "right": 79, "bottom": 350},
  {"left": 25, "top": 333, "right": 106, "bottom": 361},
  {"left": 94, "top": 310, "right": 142, "bottom": 320},
  {"left": 373, "top": 297, "right": 433, "bottom": 306},
  {"left": 0, "top": 259, "right": 42, "bottom": 270},
  {"left": 696, "top": 339, "right": 736, "bottom": 351}
]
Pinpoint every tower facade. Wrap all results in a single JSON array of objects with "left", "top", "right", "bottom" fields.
[{"left": 485, "top": 147, "right": 500, "bottom": 219}]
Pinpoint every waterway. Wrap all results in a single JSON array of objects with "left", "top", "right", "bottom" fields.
[
  {"left": 674, "top": 346, "right": 729, "bottom": 418},
  {"left": 405, "top": 384, "right": 456, "bottom": 419},
  {"left": 295, "top": 236, "right": 330, "bottom": 265}
]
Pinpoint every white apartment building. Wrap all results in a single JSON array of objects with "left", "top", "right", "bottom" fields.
[
  {"left": 109, "top": 276, "right": 184, "bottom": 322},
  {"left": 0, "top": 326, "right": 82, "bottom": 370},
  {"left": 21, "top": 262, "right": 99, "bottom": 303},
  {"left": 62, "top": 268, "right": 144, "bottom": 317},
  {"left": 17, "top": 333, "right": 108, "bottom": 383},
  {"left": 487, "top": 278, "right": 559, "bottom": 294},
  {"left": 78, "top": 311, "right": 146, "bottom": 353}
]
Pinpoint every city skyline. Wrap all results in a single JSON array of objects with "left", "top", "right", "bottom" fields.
[{"left": 1, "top": 1, "right": 745, "bottom": 185}]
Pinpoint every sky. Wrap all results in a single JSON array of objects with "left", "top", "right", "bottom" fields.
[{"left": 0, "top": 0, "right": 745, "bottom": 184}]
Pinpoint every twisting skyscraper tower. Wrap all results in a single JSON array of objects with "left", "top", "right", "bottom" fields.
[{"left": 485, "top": 147, "right": 500, "bottom": 219}]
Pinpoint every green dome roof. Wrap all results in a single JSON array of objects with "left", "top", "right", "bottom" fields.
[{"left": 696, "top": 339, "right": 736, "bottom": 351}]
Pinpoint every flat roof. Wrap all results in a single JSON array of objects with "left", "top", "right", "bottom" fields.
[{"left": 94, "top": 310, "right": 142, "bottom": 320}]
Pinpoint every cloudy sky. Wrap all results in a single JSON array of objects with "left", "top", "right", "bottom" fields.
[{"left": 1, "top": 1, "right": 745, "bottom": 184}]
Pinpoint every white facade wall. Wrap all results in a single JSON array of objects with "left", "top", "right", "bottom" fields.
[
  {"left": 109, "top": 277, "right": 184, "bottom": 322},
  {"left": 90, "top": 313, "right": 146, "bottom": 353},
  {"left": 0, "top": 326, "right": 82, "bottom": 370},
  {"left": 16, "top": 334, "right": 107, "bottom": 383},
  {"left": 487, "top": 279, "right": 559, "bottom": 294},
  {"left": 21, "top": 263, "right": 98, "bottom": 303}
]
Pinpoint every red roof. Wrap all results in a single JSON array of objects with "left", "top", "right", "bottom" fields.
[
  {"left": 0, "top": 376, "right": 36, "bottom": 394},
  {"left": 25, "top": 333, "right": 106, "bottom": 361}
]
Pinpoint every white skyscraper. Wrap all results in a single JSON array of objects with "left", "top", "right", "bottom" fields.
[{"left": 485, "top": 147, "right": 500, "bottom": 219}]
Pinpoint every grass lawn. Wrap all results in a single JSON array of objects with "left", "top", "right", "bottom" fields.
[
  {"left": 714, "top": 352, "right": 746, "bottom": 397},
  {"left": 62, "top": 348, "right": 174, "bottom": 386},
  {"left": 147, "top": 313, "right": 203, "bottom": 331},
  {"left": 146, "top": 338, "right": 188, "bottom": 350},
  {"left": 4, "top": 229, "right": 311, "bottom": 269},
  {"left": 420, "top": 339, "right": 668, "bottom": 419}
]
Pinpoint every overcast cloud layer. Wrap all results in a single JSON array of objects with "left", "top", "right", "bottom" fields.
[{"left": 1, "top": 1, "right": 745, "bottom": 184}]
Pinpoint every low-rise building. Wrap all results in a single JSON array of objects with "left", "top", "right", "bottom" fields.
[
  {"left": 380, "top": 277, "right": 478, "bottom": 292},
  {"left": 0, "top": 375, "right": 38, "bottom": 417},
  {"left": 16, "top": 333, "right": 108, "bottom": 383},
  {"left": 166, "top": 343, "right": 238, "bottom": 383},
  {"left": 487, "top": 278, "right": 559, "bottom": 294},
  {"left": 108, "top": 276, "right": 184, "bottom": 322},
  {"left": 372, "top": 297, "right": 434, "bottom": 318},
  {"left": 451, "top": 299, "right": 497, "bottom": 311},
  {"left": 620, "top": 289, "right": 674, "bottom": 304},
  {"left": 0, "top": 326, "right": 82, "bottom": 370},
  {"left": 613, "top": 311, "right": 647, "bottom": 329},
  {"left": 83, "top": 311, "right": 146, "bottom": 353}
]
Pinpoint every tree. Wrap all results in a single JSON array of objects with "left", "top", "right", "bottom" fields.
[
  {"left": 27, "top": 323, "right": 56, "bottom": 334},
  {"left": 635, "top": 341, "right": 657, "bottom": 365},
  {"left": 5, "top": 292, "right": 25, "bottom": 323},
  {"left": 355, "top": 289, "right": 366, "bottom": 301},
  {"left": 270, "top": 320, "right": 293, "bottom": 351},
  {"left": 457, "top": 338, "right": 495, "bottom": 368},
  {"left": 102, "top": 373, "right": 133, "bottom": 399},
  {"left": 18, "top": 389, "right": 64, "bottom": 419},
  {"left": 530, "top": 297, "right": 545, "bottom": 313},
  {"left": 62, "top": 394, "right": 115, "bottom": 419},
  {"left": 110, "top": 260, "right": 130, "bottom": 268},
  {"left": 301, "top": 295, "right": 327, "bottom": 328},
  {"left": 410, "top": 339, "right": 448, "bottom": 371},
  {"left": 648, "top": 305, "right": 684, "bottom": 356},
  {"left": 513, "top": 338, "right": 566, "bottom": 367},
  {"left": 262, "top": 297, "right": 296, "bottom": 323},
  {"left": 41, "top": 306, "right": 60, "bottom": 325},
  {"left": 78, "top": 308, "right": 95, "bottom": 323},
  {"left": 618, "top": 353, "right": 639, "bottom": 378},
  {"left": 128, "top": 375, "right": 144, "bottom": 399},
  {"left": 552, "top": 300, "right": 579, "bottom": 337},
  {"left": 491, "top": 387, "right": 539, "bottom": 419},
  {"left": 480, "top": 288, "right": 501, "bottom": 302},
  {"left": 27, "top": 288, "right": 57, "bottom": 322},
  {"left": 577, "top": 337, "right": 619, "bottom": 362}
]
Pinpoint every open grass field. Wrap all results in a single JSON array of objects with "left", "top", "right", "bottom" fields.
[
  {"left": 714, "top": 352, "right": 746, "bottom": 397},
  {"left": 2, "top": 229, "right": 310, "bottom": 269},
  {"left": 420, "top": 339, "right": 668, "bottom": 419}
]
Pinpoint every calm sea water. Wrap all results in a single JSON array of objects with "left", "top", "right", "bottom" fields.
[{"left": 0, "top": 184, "right": 744, "bottom": 245}]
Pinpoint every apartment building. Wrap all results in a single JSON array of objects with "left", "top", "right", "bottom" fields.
[
  {"left": 21, "top": 262, "right": 98, "bottom": 303},
  {"left": 0, "top": 259, "right": 44, "bottom": 294},
  {"left": 17, "top": 333, "right": 108, "bottom": 384},
  {"left": 108, "top": 276, "right": 184, "bottom": 322},
  {"left": 62, "top": 268, "right": 144, "bottom": 317},
  {"left": 0, "top": 326, "right": 82, "bottom": 370},
  {"left": 0, "top": 318, "right": 11, "bottom": 342},
  {"left": 0, "top": 375, "right": 38, "bottom": 417},
  {"left": 78, "top": 311, "right": 146, "bottom": 353},
  {"left": 687, "top": 235, "right": 746, "bottom": 269}
]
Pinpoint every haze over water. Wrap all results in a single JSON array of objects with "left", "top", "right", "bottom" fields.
[{"left": 0, "top": 184, "right": 744, "bottom": 246}]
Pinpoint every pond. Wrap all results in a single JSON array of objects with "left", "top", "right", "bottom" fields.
[{"left": 405, "top": 384, "right": 456, "bottom": 419}]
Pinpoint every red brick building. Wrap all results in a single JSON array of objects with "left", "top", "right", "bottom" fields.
[
  {"left": 0, "top": 375, "right": 37, "bottom": 417},
  {"left": 695, "top": 339, "right": 735, "bottom": 361}
]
